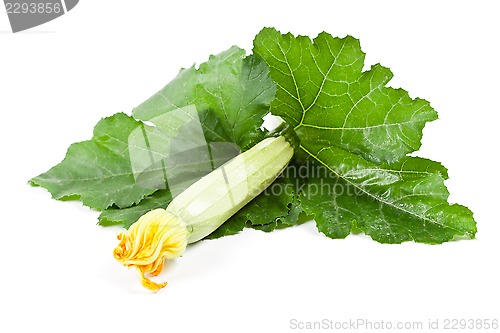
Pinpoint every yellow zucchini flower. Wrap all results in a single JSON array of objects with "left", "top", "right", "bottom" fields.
[{"left": 113, "top": 209, "right": 188, "bottom": 291}]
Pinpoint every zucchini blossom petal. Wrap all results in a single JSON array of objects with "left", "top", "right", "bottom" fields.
[{"left": 113, "top": 209, "right": 188, "bottom": 291}]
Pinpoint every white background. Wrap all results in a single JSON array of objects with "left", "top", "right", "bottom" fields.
[{"left": 1, "top": 1, "right": 499, "bottom": 332}]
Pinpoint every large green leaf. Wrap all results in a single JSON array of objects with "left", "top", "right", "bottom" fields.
[
  {"left": 133, "top": 46, "right": 276, "bottom": 150},
  {"left": 30, "top": 113, "right": 156, "bottom": 210},
  {"left": 29, "top": 111, "right": 237, "bottom": 211},
  {"left": 254, "top": 28, "right": 476, "bottom": 243},
  {"left": 299, "top": 150, "right": 475, "bottom": 243},
  {"left": 30, "top": 47, "right": 280, "bottom": 217},
  {"left": 254, "top": 28, "right": 437, "bottom": 164}
]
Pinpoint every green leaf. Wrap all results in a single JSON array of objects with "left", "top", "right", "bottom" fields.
[
  {"left": 133, "top": 46, "right": 276, "bottom": 150},
  {"left": 30, "top": 113, "right": 156, "bottom": 210},
  {"left": 254, "top": 28, "right": 476, "bottom": 243},
  {"left": 249, "top": 195, "right": 303, "bottom": 233},
  {"left": 99, "top": 190, "right": 172, "bottom": 229},
  {"left": 30, "top": 110, "right": 235, "bottom": 212},
  {"left": 299, "top": 146, "right": 475, "bottom": 244},
  {"left": 381, "top": 156, "right": 449, "bottom": 180},
  {"left": 31, "top": 46, "right": 279, "bottom": 217},
  {"left": 254, "top": 28, "right": 438, "bottom": 164}
]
